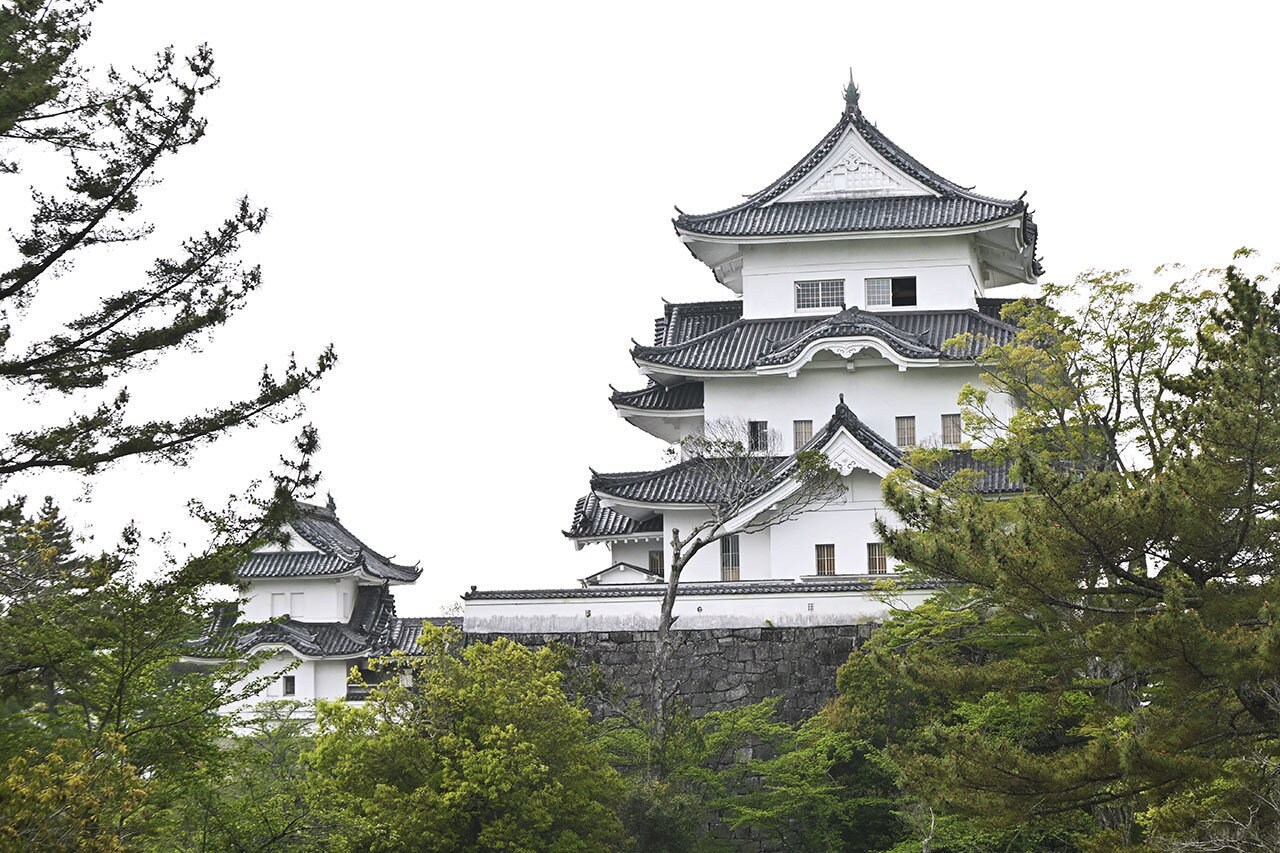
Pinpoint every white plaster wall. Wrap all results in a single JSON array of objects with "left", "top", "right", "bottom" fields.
[
  {"left": 739, "top": 236, "right": 980, "bottom": 318},
  {"left": 702, "top": 363, "right": 988, "bottom": 451},
  {"left": 769, "top": 495, "right": 897, "bottom": 579},
  {"left": 609, "top": 539, "right": 664, "bottom": 570},
  {"left": 662, "top": 510, "right": 772, "bottom": 582},
  {"left": 314, "top": 659, "right": 353, "bottom": 701},
  {"left": 464, "top": 587, "right": 935, "bottom": 633},
  {"left": 241, "top": 576, "right": 360, "bottom": 622}
]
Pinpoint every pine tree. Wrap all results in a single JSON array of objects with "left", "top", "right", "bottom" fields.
[
  {"left": 0, "top": 0, "right": 333, "bottom": 482},
  {"left": 828, "top": 256, "right": 1280, "bottom": 848}
]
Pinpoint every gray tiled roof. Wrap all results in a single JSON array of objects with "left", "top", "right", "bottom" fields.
[
  {"left": 655, "top": 300, "right": 743, "bottom": 346},
  {"left": 590, "top": 399, "right": 1019, "bottom": 507},
  {"left": 239, "top": 501, "right": 420, "bottom": 583},
  {"left": 808, "top": 398, "right": 904, "bottom": 470},
  {"left": 465, "top": 577, "right": 948, "bottom": 601},
  {"left": 610, "top": 382, "right": 704, "bottom": 412},
  {"left": 632, "top": 307, "right": 1015, "bottom": 372},
  {"left": 673, "top": 105, "right": 1042, "bottom": 276},
  {"left": 565, "top": 493, "right": 663, "bottom": 539},
  {"left": 191, "top": 585, "right": 430, "bottom": 659},
  {"left": 238, "top": 551, "right": 351, "bottom": 578},
  {"left": 591, "top": 456, "right": 788, "bottom": 505},
  {"left": 976, "top": 296, "right": 1018, "bottom": 322}
]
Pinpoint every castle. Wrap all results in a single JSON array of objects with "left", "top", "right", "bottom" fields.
[
  {"left": 195, "top": 80, "right": 1039, "bottom": 705},
  {"left": 466, "top": 80, "right": 1036, "bottom": 632}
]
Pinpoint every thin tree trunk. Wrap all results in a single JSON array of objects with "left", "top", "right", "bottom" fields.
[{"left": 650, "top": 528, "right": 686, "bottom": 762}]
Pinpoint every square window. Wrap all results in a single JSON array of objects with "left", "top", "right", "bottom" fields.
[
  {"left": 795, "top": 279, "right": 844, "bottom": 310},
  {"left": 720, "top": 535, "right": 740, "bottom": 581},
  {"left": 748, "top": 420, "right": 769, "bottom": 452},
  {"left": 282, "top": 675, "right": 296, "bottom": 696},
  {"left": 867, "top": 542, "right": 888, "bottom": 575},
  {"left": 793, "top": 419, "right": 813, "bottom": 449},
  {"left": 865, "top": 277, "right": 891, "bottom": 306},
  {"left": 866, "top": 276, "right": 918, "bottom": 307},
  {"left": 896, "top": 416, "right": 916, "bottom": 447},
  {"left": 891, "top": 276, "right": 917, "bottom": 306},
  {"left": 648, "top": 549, "right": 664, "bottom": 576},
  {"left": 941, "top": 413, "right": 962, "bottom": 446},
  {"left": 815, "top": 543, "right": 836, "bottom": 576}
]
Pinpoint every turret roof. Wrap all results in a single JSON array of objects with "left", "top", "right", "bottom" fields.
[
  {"left": 190, "top": 585, "right": 437, "bottom": 659},
  {"left": 564, "top": 493, "right": 663, "bottom": 540},
  {"left": 610, "top": 381, "right": 704, "bottom": 413},
  {"left": 239, "top": 499, "right": 421, "bottom": 583},
  {"left": 632, "top": 305, "right": 1016, "bottom": 373},
  {"left": 673, "top": 86, "right": 1041, "bottom": 277}
]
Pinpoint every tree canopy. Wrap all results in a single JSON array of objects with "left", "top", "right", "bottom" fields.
[
  {"left": 818, "top": 255, "right": 1280, "bottom": 849},
  {"left": 307, "top": 625, "right": 628, "bottom": 852}
]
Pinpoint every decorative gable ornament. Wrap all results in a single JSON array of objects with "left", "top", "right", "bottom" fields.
[
  {"left": 774, "top": 129, "right": 935, "bottom": 203},
  {"left": 803, "top": 152, "right": 912, "bottom": 198}
]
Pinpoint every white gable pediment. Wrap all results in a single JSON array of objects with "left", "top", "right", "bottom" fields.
[
  {"left": 725, "top": 423, "right": 896, "bottom": 533},
  {"left": 822, "top": 429, "right": 897, "bottom": 478},
  {"left": 775, "top": 127, "right": 935, "bottom": 203},
  {"left": 583, "top": 563, "right": 660, "bottom": 586}
]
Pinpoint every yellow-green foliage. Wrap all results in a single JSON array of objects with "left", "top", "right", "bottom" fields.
[{"left": 306, "top": 625, "right": 627, "bottom": 852}]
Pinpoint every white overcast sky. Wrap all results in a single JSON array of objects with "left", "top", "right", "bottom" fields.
[{"left": 7, "top": 1, "right": 1280, "bottom": 615}]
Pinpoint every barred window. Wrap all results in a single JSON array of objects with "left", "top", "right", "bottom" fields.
[
  {"left": 815, "top": 543, "right": 837, "bottom": 576},
  {"left": 865, "top": 277, "right": 891, "bottom": 306},
  {"left": 895, "top": 416, "right": 916, "bottom": 447},
  {"left": 648, "top": 549, "right": 664, "bottom": 577},
  {"left": 720, "top": 535, "right": 741, "bottom": 581},
  {"left": 748, "top": 420, "right": 769, "bottom": 452},
  {"left": 793, "top": 419, "right": 813, "bottom": 449},
  {"left": 941, "top": 413, "right": 962, "bottom": 446},
  {"left": 867, "top": 542, "right": 888, "bottom": 574},
  {"left": 282, "top": 675, "right": 296, "bottom": 696},
  {"left": 866, "top": 276, "right": 918, "bottom": 307},
  {"left": 795, "top": 279, "right": 844, "bottom": 310}
]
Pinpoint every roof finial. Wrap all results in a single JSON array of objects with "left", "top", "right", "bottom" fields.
[
  {"left": 325, "top": 492, "right": 336, "bottom": 513},
  {"left": 843, "top": 69, "right": 860, "bottom": 116},
  {"left": 839, "top": 392, "right": 845, "bottom": 404}
]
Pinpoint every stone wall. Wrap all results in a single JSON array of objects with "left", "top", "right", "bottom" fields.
[{"left": 464, "top": 623, "right": 877, "bottom": 721}]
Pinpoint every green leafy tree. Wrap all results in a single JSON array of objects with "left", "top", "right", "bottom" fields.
[
  {"left": 725, "top": 719, "right": 902, "bottom": 853},
  {"left": 158, "top": 701, "right": 328, "bottom": 851},
  {"left": 0, "top": 1, "right": 334, "bottom": 845},
  {"left": 306, "top": 625, "right": 628, "bottom": 852},
  {"left": 832, "top": 255, "right": 1280, "bottom": 848}
]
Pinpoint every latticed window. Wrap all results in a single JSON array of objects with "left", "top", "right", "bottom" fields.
[
  {"left": 793, "top": 419, "right": 813, "bottom": 449},
  {"left": 941, "top": 413, "right": 962, "bottom": 446},
  {"left": 865, "top": 277, "right": 891, "bottom": 306},
  {"left": 865, "top": 276, "right": 917, "bottom": 307},
  {"left": 895, "top": 416, "right": 916, "bottom": 447},
  {"left": 867, "top": 542, "right": 888, "bottom": 574},
  {"left": 720, "top": 535, "right": 741, "bottom": 581},
  {"left": 648, "top": 549, "right": 664, "bottom": 576},
  {"left": 815, "top": 544, "right": 837, "bottom": 576},
  {"left": 795, "top": 279, "right": 844, "bottom": 310},
  {"left": 748, "top": 420, "right": 769, "bottom": 452}
]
